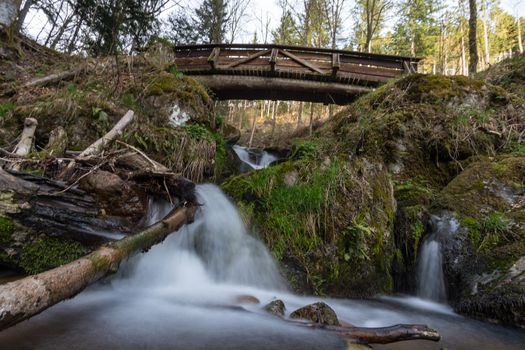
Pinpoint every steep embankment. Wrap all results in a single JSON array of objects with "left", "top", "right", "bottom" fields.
[
  {"left": 223, "top": 63, "right": 525, "bottom": 327},
  {"left": 0, "top": 42, "right": 229, "bottom": 274}
]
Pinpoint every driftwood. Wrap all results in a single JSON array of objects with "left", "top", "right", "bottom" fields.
[
  {"left": 0, "top": 202, "right": 197, "bottom": 332},
  {"left": 12, "top": 118, "right": 37, "bottom": 156},
  {"left": 297, "top": 322, "right": 440, "bottom": 344}
]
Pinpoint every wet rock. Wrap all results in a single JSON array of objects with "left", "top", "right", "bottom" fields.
[
  {"left": 234, "top": 295, "right": 260, "bottom": 304},
  {"left": 290, "top": 302, "right": 340, "bottom": 326},
  {"left": 263, "top": 299, "right": 285, "bottom": 317}
]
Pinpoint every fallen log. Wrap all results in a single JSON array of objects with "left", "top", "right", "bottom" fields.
[
  {"left": 298, "top": 322, "right": 440, "bottom": 344},
  {"left": 0, "top": 202, "right": 197, "bottom": 332}
]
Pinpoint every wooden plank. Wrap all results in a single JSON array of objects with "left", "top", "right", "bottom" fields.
[
  {"left": 332, "top": 53, "right": 340, "bottom": 77},
  {"left": 207, "top": 47, "right": 220, "bottom": 69},
  {"left": 223, "top": 49, "right": 271, "bottom": 69},
  {"left": 270, "top": 48, "right": 279, "bottom": 73},
  {"left": 280, "top": 50, "right": 326, "bottom": 75}
]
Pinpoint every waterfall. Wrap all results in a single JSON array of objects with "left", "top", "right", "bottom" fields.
[
  {"left": 233, "top": 145, "right": 278, "bottom": 170},
  {"left": 416, "top": 214, "right": 458, "bottom": 303},
  {"left": 116, "top": 184, "right": 286, "bottom": 292}
]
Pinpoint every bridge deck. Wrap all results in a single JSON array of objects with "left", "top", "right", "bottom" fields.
[{"left": 173, "top": 44, "right": 420, "bottom": 104}]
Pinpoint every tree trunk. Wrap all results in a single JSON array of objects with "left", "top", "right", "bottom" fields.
[
  {"left": 15, "top": 0, "right": 31, "bottom": 32},
  {"left": 461, "top": 35, "right": 467, "bottom": 75},
  {"left": 468, "top": 0, "right": 478, "bottom": 75},
  {"left": 308, "top": 102, "right": 314, "bottom": 136},
  {"left": 0, "top": 200, "right": 197, "bottom": 332},
  {"left": 296, "top": 101, "right": 303, "bottom": 129},
  {"left": 518, "top": 16, "right": 523, "bottom": 54},
  {"left": 270, "top": 100, "right": 277, "bottom": 140},
  {"left": 248, "top": 102, "right": 261, "bottom": 148},
  {"left": 481, "top": 0, "right": 490, "bottom": 68}
]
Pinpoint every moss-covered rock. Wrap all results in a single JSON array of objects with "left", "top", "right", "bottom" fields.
[
  {"left": 326, "top": 74, "right": 524, "bottom": 187},
  {"left": 434, "top": 156, "right": 525, "bottom": 326},
  {"left": 223, "top": 146, "right": 396, "bottom": 297}
]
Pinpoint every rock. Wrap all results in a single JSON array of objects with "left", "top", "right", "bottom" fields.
[
  {"left": 234, "top": 295, "right": 260, "bottom": 304},
  {"left": 289, "top": 302, "right": 340, "bottom": 326},
  {"left": 263, "top": 299, "right": 285, "bottom": 317}
]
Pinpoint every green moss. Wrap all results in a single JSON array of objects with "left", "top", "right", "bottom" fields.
[
  {"left": 0, "top": 102, "right": 15, "bottom": 118},
  {"left": 20, "top": 237, "right": 90, "bottom": 274},
  {"left": 0, "top": 216, "right": 15, "bottom": 245},
  {"left": 395, "top": 179, "right": 434, "bottom": 206}
]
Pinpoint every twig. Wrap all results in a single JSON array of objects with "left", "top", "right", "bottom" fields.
[{"left": 50, "top": 160, "right": 107, "bottom": 195}]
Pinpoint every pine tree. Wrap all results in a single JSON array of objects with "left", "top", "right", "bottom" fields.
[{"left": 272, "top": 10, "right": 300, "bottom": 45}]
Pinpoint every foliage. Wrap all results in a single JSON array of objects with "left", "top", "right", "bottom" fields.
[{"left": 20, "top": 237, "right": 90, "bottom": 275}]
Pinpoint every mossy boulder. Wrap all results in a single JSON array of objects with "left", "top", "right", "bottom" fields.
[
  {"left": 326, "top": 74, "right": 524, "bottom": 188},
  {"left": 434, "top": 156, "right": 525, "bottom": 326},
  {"left": 222, "top": 142, "right": 396, "bottom": 297}
]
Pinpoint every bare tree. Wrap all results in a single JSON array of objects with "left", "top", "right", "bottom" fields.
[
  {"left": 227, "top": 0, "right": 251, "bottom": 43},
  {"left": 468, "top": 0, "right": 478, "bottom": 75},
  {"left": 324, "top": 0, "right": 347, "bottom": 49}
]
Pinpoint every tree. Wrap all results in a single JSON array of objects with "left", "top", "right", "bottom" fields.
[
  {"left": 353, "top": 0, "right": 392, "bottom": 53},
  {"left": 323, "top": 0, "right": 347, "bottom": 49},
  {"left": 390, "top": 0, "right": 441, "bottom": 57},
  {"left": 272, "top": 0, "right": 301, "bottom": 45},
  {"left": 195, "top": 0, "right": 228, "bottom": 43},
  {"left": 468, "top": 0, "right": 478, "bottom": 75}
]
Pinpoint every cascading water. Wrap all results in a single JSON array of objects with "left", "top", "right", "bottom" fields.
[
  {"left": 232, "top": 145, "right": 278, "bottom": 170},
  {"left": 119, "top": 184, "right": 286, "bottom": 291},
  {"left": 416, "top": 214, "right": 459, "bottom": 303},
  {"left": 2, "top": 191, "right": 525, "bottom": 350}
]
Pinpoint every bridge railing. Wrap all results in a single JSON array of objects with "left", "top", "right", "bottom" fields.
[{"left": 172, "top": 44, "right": 420, "bottom": 85}]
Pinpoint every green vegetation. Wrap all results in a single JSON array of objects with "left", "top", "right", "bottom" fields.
[
  {"left": 0, "top": 102, "right": 15, "bottom": 118},
  {"left": 20, "top": 237, "right": 90, "bottom": 275},
  {"left": 0, "top": 216, "right": 15, "bottom": 245}
]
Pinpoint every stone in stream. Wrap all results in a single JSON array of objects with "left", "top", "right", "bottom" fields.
[
  {"left": 234, "top": 295, "right": 260, "bottom": 304},
  {"left": 263, "top": 299, "right": 286, "bottom": 317},
  {"left": 290, "top": 302, "right": 341, "bottom": 326}
]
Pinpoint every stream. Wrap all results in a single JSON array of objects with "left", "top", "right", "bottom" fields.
[{"left": 1, "top": 184, "right": 525, "bottom": 349}]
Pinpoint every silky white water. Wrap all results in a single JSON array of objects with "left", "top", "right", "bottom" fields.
[
  {"left": 1, "top": 188, "right": 524, "bottom": 350},
  {"left": 417, "top": 214, "right": 459, "bottom": 302},
  {"left": 232, "top": 145, "right": 277, "bottom": 170}
]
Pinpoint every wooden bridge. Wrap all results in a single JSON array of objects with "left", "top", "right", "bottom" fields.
[{"left": 172, "top": 44, "right": 420, "bottom": 105}]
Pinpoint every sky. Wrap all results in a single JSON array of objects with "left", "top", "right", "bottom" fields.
[{"left": 24, "top": 0, "right": 525, "bottom": 46}]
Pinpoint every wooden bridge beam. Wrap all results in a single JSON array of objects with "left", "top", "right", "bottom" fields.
[
  {"left": 207, "top": 47, "right": 220, "bottom": 69},
  {"left": 280, "top": 50, "right": 325, "bottom": 75},
  {"left": 224, "top": 49, "right": 271, "bottom": 69},
  {"left": 193, "top": 75, "right": 370, "bottom": 105}
]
